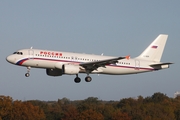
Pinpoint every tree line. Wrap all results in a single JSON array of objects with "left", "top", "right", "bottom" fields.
[{"left": 0, "top": 92, "right": 180, "bottom": 120}]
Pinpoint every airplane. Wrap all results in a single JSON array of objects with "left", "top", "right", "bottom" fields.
[{"left": 6, "top": 34, "right": 173, "bottom": 83}]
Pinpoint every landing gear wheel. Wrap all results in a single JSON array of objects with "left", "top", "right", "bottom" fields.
[
  {"left": 25, "top": 66, "right": 31, "bottom": 77},
  {"left": 25, "top": 73, "right": 30, "bottom": 77},
  {"left": 85, "top": 76, "right": 92, "bottom": 82},
  {"left": 74, "top": 77, "right": 81, "bottom": 83}
]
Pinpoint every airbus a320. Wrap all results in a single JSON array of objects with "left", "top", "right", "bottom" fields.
[{"left": 6, "top": 34, "right": 172, "bottom": 83}]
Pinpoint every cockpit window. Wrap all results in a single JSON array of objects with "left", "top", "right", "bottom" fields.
[{"left": 13, "top": 52, "right": 23, "bottom": 55}]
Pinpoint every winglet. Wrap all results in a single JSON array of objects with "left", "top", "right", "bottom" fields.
[{"left": 126, "top": 55, "right": 130, "bottom": 60}]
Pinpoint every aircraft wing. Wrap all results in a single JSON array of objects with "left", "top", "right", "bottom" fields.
[{"left": 79, "top": 56, "right": 129, "bottom": 72}]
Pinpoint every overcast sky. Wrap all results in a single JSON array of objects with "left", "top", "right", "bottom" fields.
[{"left": 1, "top": 0, "right": 179, "bottom": 101}]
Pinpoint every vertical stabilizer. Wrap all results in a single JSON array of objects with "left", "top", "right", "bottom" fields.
[{"left": 137, "top": 34, "right": 168, "bottom": 62}]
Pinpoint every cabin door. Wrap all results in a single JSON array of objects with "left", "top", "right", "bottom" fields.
[
  {"left": 28, "top": 49, "right": 34, "bottom": 59},
  {"left": 135, "top": 60, "right": 140, "bottom": 70}
]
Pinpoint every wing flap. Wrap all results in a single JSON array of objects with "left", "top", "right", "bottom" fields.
[
  {"left": 80, "top": 56, "right": 123, "bottom": 66},
  {"left": 80, "top": 55, "right": 129, "bottom": 72}
]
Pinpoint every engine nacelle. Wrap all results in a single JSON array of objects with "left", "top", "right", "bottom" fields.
[
  {"left": 62, "top": 64, "right": 80, "bottom": 75},
  {"left": 55, "top": 62, "right": 63, "bottom": 69},
  {"left": 46, "top": 69, "right": 63, "bottom": 76}
]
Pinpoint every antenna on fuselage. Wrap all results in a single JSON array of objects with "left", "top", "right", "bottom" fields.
[{"left": 30, "top": 46, "right": 33, "bottom": 49}]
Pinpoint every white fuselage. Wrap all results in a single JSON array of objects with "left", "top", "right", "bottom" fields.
[
  {"left": 6, "top": 34, "right": 172, "bottom": 83},
  {"left": 7, "top": 49, "right": 158, "bottom": 75}
]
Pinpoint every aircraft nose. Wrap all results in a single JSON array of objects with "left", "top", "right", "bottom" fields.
[{"left": 6, "top": 55, "right": 15, "bottom": 64}]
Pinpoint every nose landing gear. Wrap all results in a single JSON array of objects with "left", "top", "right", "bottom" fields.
[
  {"left": 25, "top": 67, "right": 31, "bottom": 77},
  {"left": 25, "top": 73, "right": 30, "bottom": 77}
]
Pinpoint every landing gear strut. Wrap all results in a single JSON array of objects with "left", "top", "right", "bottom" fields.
[
  {"left": 85, "top": 70, "right": 92, "bottom": 82},
  {"left": 25, "top": 66, "right": 31, "bottom": 77},
  {"left": 74, "top": 70, "right": 93, "bottom": 83},
  {"left": 74, "top": 74, "right": 92, "bottom": 83},
  {"left": 74, "top": 74, "right": 81, "bottom": 83}
]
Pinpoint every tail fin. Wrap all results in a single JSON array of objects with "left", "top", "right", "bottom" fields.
[{"left": 137, "top": 34, "right": 168, "bottom": 62}]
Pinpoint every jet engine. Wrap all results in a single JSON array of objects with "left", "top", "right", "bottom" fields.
[
  {"left": 46, "top": 68, "right": 63, "bottom": 76},
  {"left": 62, "top": 64, "right": 80, "bottom": 75},
  {"left": 54, "top": 63, "right": 80, "bottom": 75}
]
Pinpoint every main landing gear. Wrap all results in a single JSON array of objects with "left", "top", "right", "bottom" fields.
[
  {"left": 25, "top": 66, "right": 31, "bottom": 77},
  {"left": 85, "top": 76, "right": 92, "bottom": 82},
  {"left": 74, "top": 74, "right": 92, "bottom": 83},
  {"left": 74, "top": 74, "right": 81, "bottom": 83}
]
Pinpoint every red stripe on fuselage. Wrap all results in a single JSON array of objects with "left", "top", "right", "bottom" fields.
[{"left": 16, "top": 57, "right": 154, "bottom": 71}]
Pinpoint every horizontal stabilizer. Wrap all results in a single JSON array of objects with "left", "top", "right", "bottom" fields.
[
  {"left": 150, "top": 62, "right": 173, "bottom": 67},
  {"left": 150, "top": 62, "right": 173, "bottom": 70}
]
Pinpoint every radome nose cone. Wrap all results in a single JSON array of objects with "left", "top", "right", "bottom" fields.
[
  {"left": 6, "top": 56, "right": 10, "bottom": 62},
  {"left": 6, "top": 55, "right": 14, "bottom": 64}
]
